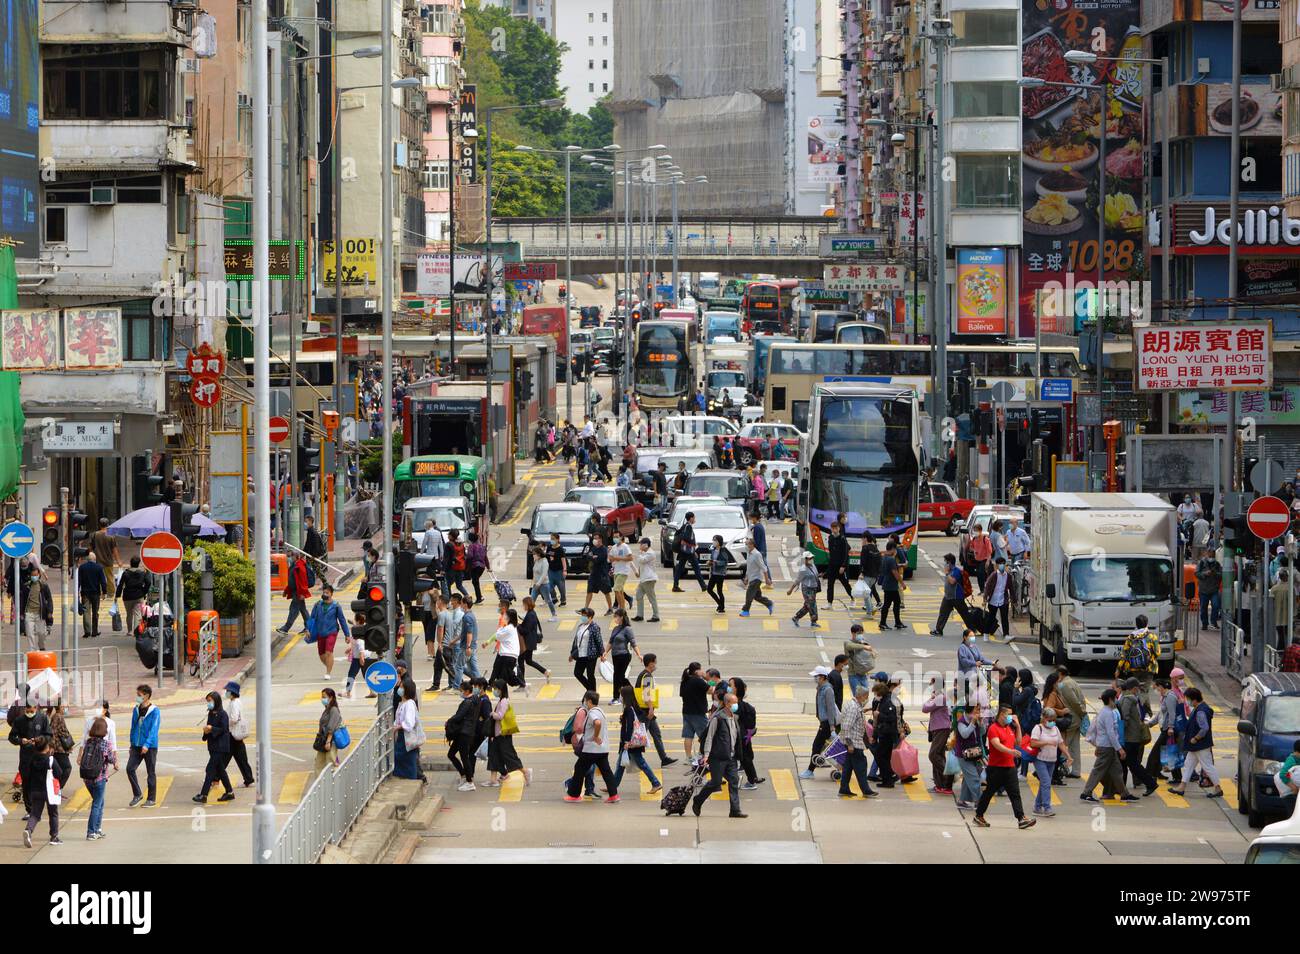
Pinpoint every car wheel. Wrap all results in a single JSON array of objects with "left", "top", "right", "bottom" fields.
[
  {"left": 947, "top": 515, "right": 962, "bottom": 536},
  {"left": 738, "top": 448, "right": 755, "bottom": 468}
]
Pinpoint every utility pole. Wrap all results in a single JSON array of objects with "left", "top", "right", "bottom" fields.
[
  {"left": 930, "top": 20, "right": 954, "bottom": 454},
  {"left": 333, "top": 71, "right": 345, "bottom": 543},
  {"left": 564, "top": 147, "right": 573, "bottom": 426},
  {"left": 671, "top": 177, "right": 680, "bottom": 306},
  {"left": 251, "top": 0, "right": 274, "bottom": 863},
  {"left": 1228, "top": 0, "right": 1243, "bottom": 496},
  {"left": 447, "top": 107, "right": 457, "bottom": 372},
  {"left": 381, "top": 0, "right": 396, "bottom": 678}
]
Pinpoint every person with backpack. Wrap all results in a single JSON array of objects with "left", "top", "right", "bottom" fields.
[
  {"left": 224, "top": 681, "right": 254, "bottom": 788},
  {"left": 126, "top": 685, "right": 160, "bottom": 807},
  {"left": 563, "top": 690, "right": 620, "bottom": 803},
  {"left": 445, "top": 681, "right": 483, "bottom": 791},
  {"left": 466, "top": 530, "right": 489, "bottom": 605},
  {"left": 788, "top": 552, "right": 822, "bottom": 628},
  {"left": 931, "top": 553, "right": 974, "bottom": 636},
  {"left": 444, "top": 529, "right": 471, "bottom": 600},
  {"left": 80, "top": 716, "right": 117, "bottom": 841},
  {"left": 306, "top": 584, "right": 350, "bottom": 682},
  {"left": 194, "top": 690, "right": 234, "bottom": 804},
  {"left": 277, "top": 555, "right": 311, "bottom": 637},
  {"left": 1114, "top": 614, "right": 1160, "bottom": 698}
]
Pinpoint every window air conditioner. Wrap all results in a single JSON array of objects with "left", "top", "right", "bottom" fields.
[{"left": 90, "top": 186, "right": 117, "bottom": 206}]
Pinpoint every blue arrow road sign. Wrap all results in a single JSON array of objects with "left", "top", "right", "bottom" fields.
[
  {"left": 364, "top": 660, "right": 399, "bottom": 695},
  {"left": 0, "top": 522, "right": 35, "bottom": 559}
]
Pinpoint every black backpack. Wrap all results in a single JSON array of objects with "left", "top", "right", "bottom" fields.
[{"left": 79, "top": 739, "right": 106, "bottom": 781}]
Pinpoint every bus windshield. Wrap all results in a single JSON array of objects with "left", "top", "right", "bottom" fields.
[
  {"left": 808, "top": 394, "right": 918, "bottom": 535},
  {"left": 635, "top": 323, "right": 689, "bottom": 398},
  {"left": 836, "top": 323, "right": 889, "bottom": 345},
  {"left": 1067, "top": 558, "right": 1173, "bottom": 603}
]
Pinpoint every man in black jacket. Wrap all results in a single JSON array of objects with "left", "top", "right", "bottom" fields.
[
  {"left": 118, "top": 556, "right": 152, "bottom": 635},
  {"left": 18, "top": 561, "right": 53, "bottom": 651},
  {"left": 303, "top": 515, "right": 327, "bottom": 568},
  {"left": 8, "top": 696, "right": 52, "bottom": 816},
  {"left": 77, "top": 553, "right": 110, "bottom": 638},
  {"left": 671, "top": 512, "right": 707, "bottom": 593},
  {"left": 692, "top": 692, "right": 746, "bottom": 818}
]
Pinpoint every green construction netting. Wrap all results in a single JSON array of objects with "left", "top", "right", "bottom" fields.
[{"left": 0, "top": 247, "right": 26, "bottom": 497}]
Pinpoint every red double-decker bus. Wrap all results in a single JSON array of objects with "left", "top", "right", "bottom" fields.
[{"left": 742, "top": 279, "right": 799, "bottom": 335}]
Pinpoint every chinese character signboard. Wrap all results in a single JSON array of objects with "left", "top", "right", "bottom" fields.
[
  {"left": 321, "top": 238, "right": 377, "bottom": 285},
  {"left": 898, "top": 189, "right": 927, "bottom": 244},
  {"left": 1176, "top": 386, "right": 1300, "bottom": 426},
  {"left": 41, "top": 422, "right": 114, "bottom": 453},
  {"left": 64, "top": 308, "right": 122, "bottom": 369},
  {"left": 503, "top": 262, "right": 557, "bottom": 282},
  {"left": 223, "top": 240, "right": 306, "bottom": 280},
  {"left": 185, "top": 343, "right": 225, "bottom": 381},
  {"left": 1134, "top": 321, "right": 1272, "bottom": 392},
  {"left": 1020, "top": 2, "right": 1145, "bottom": 333},
  {"left": 1, "top": 309, "right": 59, "bottom": 369},
  {"left": 955, "top": 249, "right": 1007, "bottom": 335},
  {"left": 823, "top": 263, "right": 905, "bottom": 292}
]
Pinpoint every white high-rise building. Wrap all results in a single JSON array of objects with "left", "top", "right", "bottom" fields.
[{"left": 554, "top": 0, "right": 613, "bottom": 113}]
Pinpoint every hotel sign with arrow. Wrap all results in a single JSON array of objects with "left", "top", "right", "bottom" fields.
[{"left": 1133, "top": 321, "right": 1272, "bottom": 393}]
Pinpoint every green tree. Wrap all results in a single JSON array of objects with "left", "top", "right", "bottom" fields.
[
  {"left": 489, "top": 141, "right": 565, "bottom": 217},
  {"left": 465, "top": 1, "right": 569, "bottom": 140}
]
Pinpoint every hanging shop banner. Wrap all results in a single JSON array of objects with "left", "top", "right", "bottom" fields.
[
  {"left": 898, "top": 188, "right": 927, "bottom": 244},
  {"left": 955, "top": 248, "right": 1007, "bottom": 335},
  {"left": 1, "top": 309, "right": 60, "bottom": 369},
  {"left": 1176, "top": 386, "right": 1300, "bottom": 427},
  {"left": 1134, "top": 321, "right": 1272, "bottom": 392},
  {"left": 805, "top": 115, "right": 845, "bottom": 185},
  {"left": 458, "top": 85, "right": 478, "bottom": 183},
  {"left": 63, "top": 308, "right": 122, "bottom": 369},
  {"left": 320, "top": 238, "right": 378, "bottom": 285},
  {"left": 416, "top": 253, "right": 502, "bottom": 297},
  {"left": 503, "top": 262, "right": 557, "bottom": 281},
  {"left": 822, "top": 263, "right": 905, "bottom": 292},
  {"left": 1020, "top": 3, "right": 1145, "bottom": 333}
]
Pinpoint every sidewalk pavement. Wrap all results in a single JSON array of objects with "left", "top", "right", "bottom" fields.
[{"left": 1177, "top": 622, "right": 1244, "bottom": 712}]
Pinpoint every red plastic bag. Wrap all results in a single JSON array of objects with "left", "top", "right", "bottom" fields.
[{"left": 890, "top": 740, "right": 920, "bottom": 779}]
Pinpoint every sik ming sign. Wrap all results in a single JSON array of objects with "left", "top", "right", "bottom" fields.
[{"left": 1134, "top": 321, "right": 1272, "bottom": 392}]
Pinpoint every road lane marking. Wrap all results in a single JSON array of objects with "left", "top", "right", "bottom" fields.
[
  {"left": 771, "top": 768, "right": 799, "bottom": 800},
  {"left": 711, "top": 618, "right": 728, "bottom": 632},
  {"left": 903, "top": 781, "right": 932, "bottom": 802},
  {"left": 660, "top": 619, "right": 679, "bottom": 631},
  {"left": 278, "top": 771, "right": 312, "bottom": 804},
  {"left": 773, "top": 684, "right": 794, "bottom": 700},
  {"left": 499, "top": 775, "right": 526, "bottom": 802},
  {"left": 536, "top": 684, "right": 562, "bottom": 700}
]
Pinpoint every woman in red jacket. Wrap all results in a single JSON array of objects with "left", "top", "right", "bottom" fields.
[{"left": 277, "top": 556, "right": 311, "bottom": 636}]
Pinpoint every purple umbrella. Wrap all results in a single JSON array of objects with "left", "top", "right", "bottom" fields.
[{"left": 107, "top": 504, "right": 227, "bottom": 539}]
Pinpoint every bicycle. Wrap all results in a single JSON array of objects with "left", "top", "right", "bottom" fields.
[{"left": 1008, "top": 558, "right": 1030, "bottom": 617}]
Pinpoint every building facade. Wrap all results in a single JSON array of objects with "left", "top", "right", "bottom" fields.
[{"left": 554, "top": 0, "right": 613, "bottom": 113}]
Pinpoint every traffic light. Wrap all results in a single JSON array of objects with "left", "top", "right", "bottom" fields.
[
  {"left": 351, "top": 583, "right": 390, "bottom": 655},
  {"left": 41, "top": 507, "right": 62, "bottom": 567},
  {"left": 132, "top": 454, "right": 165, "bottom": 509},
  {"left": 1221, "top": 514, "right": 1251, "bottom": 553},
  {"left": 518, "top": 370, "right": 534, "bottom": 403},
  {"left": 297, "top": 433, "right": 320, "bottom": 483},
  {"left": 396, "top": 550, "right": 436, "bottom": 605},
  {"left": 171, "top": 500, "right": 202, "bottom": 545},
  {"left": 68, "top": 511, "right": 90, "bottom": 560}
]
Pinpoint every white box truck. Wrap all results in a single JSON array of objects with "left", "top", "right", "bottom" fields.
[{"left": 1028, "top": 492, "right": 1181, "bottom": 673}]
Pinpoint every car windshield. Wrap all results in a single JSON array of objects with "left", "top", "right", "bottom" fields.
[
  {"left": 1247, "top": 843, "right": 1300, "bottom": 864},
  {"left": 533, "top": 510, "right": 593, "bottom": 535},
  {"left": 687, "top": 475, "right": 747, "bottom": 499},
  {"left": 566, "top": 488, "right": 618, "bottom": 509},
  {"left": 709, "top": 371, "right": 746, "bottom": 390},
  {"left": 1067, "top": 558, "right": 1173, "bottom": 603},
  {"left": 407, "top": 506, "right": 467, "bottom": 531},
  {"left": 1262, "top": 696, "right": 1300, "bottom": 734},
  {"left": 972, "top": 511, "right": 1023, "bottom": 533},
  {"left": 690, "top": 508, "right": 747, "bottom": 530}
]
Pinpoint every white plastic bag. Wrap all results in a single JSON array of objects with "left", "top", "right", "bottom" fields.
[
  {"left": 45, "top": 757, "right": 62, "bottom": 807},
  {"left": 598, "top": 658, "right": 615, "bottom": 684},
  {"left": 852, "top": 578, "right": 869, "bottom": 600}
]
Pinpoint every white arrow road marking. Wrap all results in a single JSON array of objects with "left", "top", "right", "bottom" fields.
[
  {"left": 711, "top": 645, "right": 730, "bottom": 655},
  {"left": 911, "top": 648, "right": 935, "bottom": 658}
]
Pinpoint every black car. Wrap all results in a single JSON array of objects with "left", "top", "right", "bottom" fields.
[{"left": 521, "top": 502, "right": 599, "bottom": 577}]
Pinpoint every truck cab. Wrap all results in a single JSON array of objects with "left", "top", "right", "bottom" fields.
[{"left": 1028, "top": 492, "right": 1180, "bottom": 673}]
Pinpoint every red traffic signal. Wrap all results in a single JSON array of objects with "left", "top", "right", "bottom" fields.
[
  {"left": 367, "top": 584, "right": 385, "bottom": 602},
  {"left": 42, "top": 508, "right": 59, "bottom": 526}
]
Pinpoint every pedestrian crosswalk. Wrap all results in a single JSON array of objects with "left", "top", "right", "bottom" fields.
[{"left": 55, "top": 769, "right": 320, "bottom": 817}]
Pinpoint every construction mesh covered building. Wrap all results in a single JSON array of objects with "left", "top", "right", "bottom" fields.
[{"left": 610, "top": 0, "right": 790, "bottom": 215}]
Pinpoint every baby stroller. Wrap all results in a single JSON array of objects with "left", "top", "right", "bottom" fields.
[{"left": 812, "top": 733, "right": 849, "bottom": 782}]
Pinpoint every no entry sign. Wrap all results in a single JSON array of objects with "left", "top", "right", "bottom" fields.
[
  {"left": 1246, "top": 496, "right": 1290, "bottom": 541},
  {"left": 269, "top": 416, "right": 290, "bottom": 444},
  {"left": 141, "top": 531, "right": 184, "bottom": 575}
]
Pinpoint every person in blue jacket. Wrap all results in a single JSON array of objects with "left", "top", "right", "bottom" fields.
[
  {"left": 126, "top": 684, "right": 161, "bottom": 807},
  {"left": 307, "top": 584, "right": 350, "bottom": 682}
]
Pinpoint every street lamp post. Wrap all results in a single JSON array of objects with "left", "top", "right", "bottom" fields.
[{"left": 446, "top": 117, "right": 479, "bottom": 373}]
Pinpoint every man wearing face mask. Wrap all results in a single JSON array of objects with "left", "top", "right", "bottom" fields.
[
  {"left": 970, "top": 706, "right": 1036, "bottom": 830},
  {"left": 126, "top": 684, "right": 161, "bottom": 807},
  {"left": 692, "top": 691, "right": 746, "bottom": 818},
  {"left": 8, "top": 692, "right": 52, "bottom": 817}
]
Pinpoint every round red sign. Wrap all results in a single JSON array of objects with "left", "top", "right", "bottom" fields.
[
  {"left": 190, "top": 378, "right": 221, "bottom": 408},
  {"left": 269, "top": 416, "right": 290, "bottom": 444},
  {"left": 141, "top": 531, "right": 184, "bottom": 575},
  {"left": 1246, "top": 495, "right": 1290, "bottom": 541}
]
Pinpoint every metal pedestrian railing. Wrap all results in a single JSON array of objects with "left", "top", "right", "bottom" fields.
[
  {"left": 1225, "top": 622, "right": 1247, "bottom": 679},
  {"left": 1265, "top": 645, "right": 1282, "bottom": 673},
  {"left": 191, "top": 615, "right": 220, "bottom": 684},
  {"left": 2, "top": 646, "right": 122, "bottom": 705},
  {"left": 270, "top": 708, "right": 394, "bottom": 865}
]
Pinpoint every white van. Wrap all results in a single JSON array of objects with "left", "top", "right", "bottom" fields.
[{"left": 658, "top": 415, "right": 738, "bottom": 449}]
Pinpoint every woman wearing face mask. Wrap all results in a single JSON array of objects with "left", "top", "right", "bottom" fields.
[
  {"left": 194, "top": 691, "right": 235, "bottom": 803},
  {"left": 312, "top": 687, "right": 344, "bottom": 777},
  {"left": 306, "top": 584, "right": 350, "bottom": 681},
  {"left": 612, "top": 685, "right": 661, "bottom": 795},
  {"left": 393, "top": 676, "right": 425, "bottom": 780},
  {"left": 485, "top": 677, "right": 529, "bottom": 787},
  {"left": 970, "top": 706, "right": 1035, "bottom": 829},
  {"left": 604, "top": 607, "right": 640, "bottom": 705},
  {"left": 950, "top": 703, "right": 985, "bottom": 809},
  {"left": 1028, "top": 707, "right": 1069, "bottom": 817},
  {"left": 223, "top": 681, "right": 255, "bottom": 788}
]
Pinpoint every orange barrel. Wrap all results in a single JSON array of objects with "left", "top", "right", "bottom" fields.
[
  {"left": 1183, "top": 563, "right": 1199, "bottom": 611},
  {"left": 26, "top": 651, "right": 57, "bottom": 673},
  {"left": 187, "top": 610, "right": 221, "bottom": 664},
  {"left": 270, "top": 553, "right": 289, "bottom": 591}
]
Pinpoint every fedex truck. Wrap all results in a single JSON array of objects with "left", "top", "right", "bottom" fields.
[{"left": 1027, "top": 493, "right": 1181, "bottom": 673}]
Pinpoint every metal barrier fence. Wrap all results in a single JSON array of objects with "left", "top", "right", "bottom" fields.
[
  {"left": 0, "top": 647, "right": 122, "bottom": 705},
  {"left": 1225, "top": 622, "right": 1247, "bottom": 679},
  {"left": 1265, "top": 645, "right": 1282, "bottom": 673},
  {"left": 192, "top": 616, "right": 219, "bottom": 684},
  {"left": 270, "top": 708, "right": 394, "bottom": 865}
]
